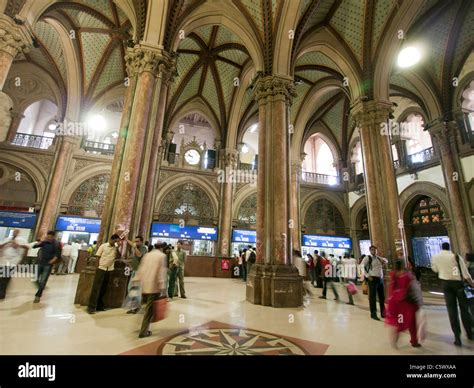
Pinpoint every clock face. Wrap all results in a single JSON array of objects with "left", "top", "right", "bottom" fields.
[{"left": 184, "top": 149, "right": 200, "bottom": 165}]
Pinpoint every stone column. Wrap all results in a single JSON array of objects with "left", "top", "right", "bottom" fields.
[
  {"left": 138, "top": 54, "right": 175, "bottom": 238},
  {"left": 0, "top": 16, "right": 31, "bottom": 90},
  {"left": 98, "top": 71, "right": 138, "bottom": 244},
  {"left": 352, "top": 101, "right": 405, "bottom": 262},
  {"left": 108, "top": 45, "right": 162, "bottom": 239},
  {"left": 6, "top": 109, "right": 23, "bottom": 142},
  {"left": 427, "top": 120, "right": 473, "bottom": 257},
  {"left": 218, "top": 148, "right": 238, "bottom": 256},
  {"left": 246, "top": 75, "right": 302, "bottom": 308},
  {"left": 290, "top": 159, "right": 302, "bottom": 253},
  {"left": 36, "top": 137, "right": 76, "bottom": 238}
]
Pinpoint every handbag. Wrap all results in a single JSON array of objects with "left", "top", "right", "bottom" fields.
[
  {"left": 406, "top": 278, "right": 423, "bottom": 306},
  {"left": 122, "top": 283, "right": 142, "bottom": 310},
  {"left": 346, "top": 281, "right": 358, "bottom": 295},
  {"left": 454, "top": 255, "right": 474, "bottom": 300},
  {"left": 151, "top": 297, "right": 168, "bottom": 323},
  {"left": 362, "top": 280, "right": 368, "bottom": 295}
]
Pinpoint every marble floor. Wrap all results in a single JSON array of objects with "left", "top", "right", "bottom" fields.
[{"left": 1, "top": 275, "right": 473, "bottom": 355}]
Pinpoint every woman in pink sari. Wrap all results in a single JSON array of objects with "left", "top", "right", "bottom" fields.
[{"left": 385, "top": 260, "right": 421, "bottom": 348}]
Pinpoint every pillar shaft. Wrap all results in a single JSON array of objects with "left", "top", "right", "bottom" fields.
[
  {"left": 254, "top": 76, "right": 296, "bottom": 265},
  {"left": 6, "top": 110, "right": 24, "bottom": 142},
  {"left": 139, "top": 57, "right": 175, "bottom": 238},
  {"left": 36, "top": 138, "right": 75, "bottom": 238},
  {"left": 428, "top": 121, "right": 473, "bottom": 257},
  {"left": 218, "top": 149, "right": 238, "bottom": 256},
  {"left": 290, "top": 160, "right": 302, "bottom": 252},
  {"left": 98, "top": 75, "right": 138, "bottom": 244},
  {"left": 353, "top": 101, "right": 405, "bottom": 260}
]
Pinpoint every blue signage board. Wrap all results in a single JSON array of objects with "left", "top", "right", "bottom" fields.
[
  {"left": 0, "top": 211, "right": 37, "bottom": 228},
  {"left": 55, "top": 216, "right": 101, "bottom": 233},
  {"left": 232, "top": 229, "right": 256, "bottom": 243},
  {"left": 302, "top": 235, "right": 352, "bottom": 249},
  {"left": 151, "top": 223, "right": 218, "bottom": 241}
]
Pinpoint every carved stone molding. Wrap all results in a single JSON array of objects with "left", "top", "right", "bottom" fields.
[
  {"left": 0, "top": 15, "right": 31, "bottom": 57},
  {"left": 220, "top": 148, "right": 239, "bottom": 168},
  {"left": 27, "top": 153, "right": 53, "bottom": 172},
  {"left": 125, "top": 45, "right": 175, "bottom": 78},
  {"left": 351, "top": 100, "right": 392, "bottom": 128},
  {"left": 253, "top": 75, "right": 296, "bottom": 105}
]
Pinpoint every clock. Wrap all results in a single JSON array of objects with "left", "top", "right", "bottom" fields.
[{"left": 184, "top": 149, "right": 200, "bottom": 165}]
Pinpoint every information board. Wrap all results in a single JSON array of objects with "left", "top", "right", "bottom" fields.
[
  {"left": 302, "top": 234, "right": 352, "bottom": 249},
  {"left": 55, "top": 216, "right": 101, "bottom": 233},
  {"left": 0, "top": 211, "right": 37, "bottom": 229},
  {"left": 151, "top": 223, "right": 218, "bottom": 241},
  {"left": 232, "top": 229, "right": 256, "bottom": 243}
]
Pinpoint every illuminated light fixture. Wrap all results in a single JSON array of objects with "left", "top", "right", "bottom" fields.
[
  {"left": 87, "top": 113, "right": 106, "bottom": 132},
  {"left": 48, "top": 123, "right": 56, "bottom": 130},
  {"left": 397, "top": 46, "right": 421, "bottom": 68},
  {"left": 111, "top": 132, "right": 118, "bottom": 139},
  {"left": 241, "top": 144, "right": 249, "bottom": 154},
  {"left": 428, "top": 291, "right": 444, "bottom": 296}
]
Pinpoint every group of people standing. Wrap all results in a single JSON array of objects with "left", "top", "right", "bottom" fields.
[{"left": 85, "top": 235, "right": 187, "bottom": 338}]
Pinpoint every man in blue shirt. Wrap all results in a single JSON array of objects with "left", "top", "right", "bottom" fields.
[{"left": 33, "top": 231, "right": 61, "bottom": 303}]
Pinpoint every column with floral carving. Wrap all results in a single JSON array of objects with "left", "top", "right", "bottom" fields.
[{"left": 218, "top": 148, "right": 238, "bottom": 256}]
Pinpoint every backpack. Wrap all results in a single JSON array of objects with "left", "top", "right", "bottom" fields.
[{"left": 248, "top": 250, "right": 256, "bottom": 264}]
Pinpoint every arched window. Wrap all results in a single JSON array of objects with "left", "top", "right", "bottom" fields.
[
  {"left": 400, "top": 113, "right": 432, "bottom": 162},
  {"left": 303, "top": 134, "right": 337, "bottom": 176},
  {"left": 0, "top": 163, "right": 36, "bottom": 208},
  {"left": 239, "top": 123, "right": 258, "bottom": 170},
  {"left": 304, "top": 198, "right": 345, "bottom": 235},
  {"left": 350, "top": 141, "right": 363, "bottom": 175},
  {"left": 68, "top": 174, "right": 109, "bottom": 218},
  {"left": 157, "top": 183, "right": 214, "bottom": 225},
  {"left": 461, "top": 79, "right": 474, "bottom": 133},
  {"left": 236, "top": 193, "right": 257, "bottom": 227}
]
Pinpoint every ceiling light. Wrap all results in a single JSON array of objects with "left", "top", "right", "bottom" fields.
[
  {"left": 397, "top": 46, "right": 421, "bottom": 68},
  {"left": 87, "top": 114, "right": 106, "bottom": 132},
  {"left": 241, "top": 144, "right": 249, "bottom": 154},
  {"left": 48, "top": 123, "right": 56, "bottom": 131}
]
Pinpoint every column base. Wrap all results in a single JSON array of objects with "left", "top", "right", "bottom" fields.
[{"left": 246, "top": 264, "right": 303, "bottom": 308}]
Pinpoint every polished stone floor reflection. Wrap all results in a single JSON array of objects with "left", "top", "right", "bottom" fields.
[{"left": 1, "top": 275, "right": 473, "bottom": 355}]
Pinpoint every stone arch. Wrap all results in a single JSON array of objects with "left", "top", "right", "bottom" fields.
[
  {"left": 399, "top": 182, "right": 451, "bottom": 224},
  {"left": 236, "top": 113, "right": 259, "bottom": 146},
  {"left": 171, "top": 4, "right": 264, "bottom": 72},
  {"left": 373, "top": 1, "right": 428, "bottom": 102},
  {"left": 0, "top": 153, "right": 47, "bottom": 203},
  {"left": 0, "top": 161, "right": 38, "bottom": 207},
  {"left": 154, "top": 174, "right": 219, "bottom": 220},
  {"left": 295, "top": 26, "right": 363, "bottom": 101},
  {"left": 302, "top": 121, "right": 342, "bottom": 164},
  {"left": 350, "top": 196, "right": 367, "bottom": 231},
  {"left": 300, "top": 191, "right": 349, "bottom": 231},
  {"left": 168, "top": 97, "right": 221, "bottom": 143},
  {"left": 62, "top": 164, "right": 112, "bottom": 205},
  {"left": 292, "top": 78, "right": 345, "bottom": 156},
  {"left": 396, "top": 106, "right": 429, "bottom": 125},
  {"left": 232, "top": 185, "right": 257, "bottom": 219},
  {"left": 454, "top": 71, "right": 474, "bottom": 113},
  {"left": 273, "top": 0, "right": 300, "bottom": 76}
]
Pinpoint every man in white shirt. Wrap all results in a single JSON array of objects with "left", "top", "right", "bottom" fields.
[
  {"left": 57, "top": 243, "right": 72, "bottom": 275},
  {"left": 68, "top": 240, "right": 81, "bottom": 274},
  {"left": 87, "top": 234, "right": 120, "bottom": 314},
  {"left": 361, "top": 245, "right": 388, "bottom": 320},
  {"left": 431, "top": 242, "right": 473, "bottom": 346},
  {"left": 0, "top": 229, "right": 29, "bottom": 299}
]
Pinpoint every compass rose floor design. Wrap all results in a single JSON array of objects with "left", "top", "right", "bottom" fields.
[{"left": 121, "top": 321, "right": 329, "bottom": 355}]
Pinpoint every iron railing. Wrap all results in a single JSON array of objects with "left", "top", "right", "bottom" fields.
[
  {"left": 11, "top": 133, "right": 54, "bottom": 150},
  {"left": 301, "top": 171, "right": 340, "bottom": 185},
  {"left": 82, "top": 140, "right": 115, "bottom": 156}
]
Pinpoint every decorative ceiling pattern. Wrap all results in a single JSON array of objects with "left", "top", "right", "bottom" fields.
[
  {"left": 168, "top": 25, "right": 250, "bottom": 134},
  {"left": 371, "top": 0, "right": 396, "bottom": 59},
  {"left": 329, "top": 0, "right": 365, "bottom": 64},
  {"left": 321, "top": 96, "right": 345, "bottom": 141}
]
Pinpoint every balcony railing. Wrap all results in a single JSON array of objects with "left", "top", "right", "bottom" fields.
[
  {"left": 407, "top": 147, "right": 435, "bottom": 167},
  {"left": 82, "top": 140, "right": 115, "bottom": 156},
  {"left": 301, "top": 172, "right": 340, "bottom": 185},
  {"left": 11, "top": 133, "right": 54, "bottom": 150}
]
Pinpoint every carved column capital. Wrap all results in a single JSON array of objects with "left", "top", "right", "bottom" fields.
[
  {"left": 0, "top": 16, "right": 31, "bottom": 58},
  {"left": 351, "top": 100, "right": 392, "bottom": 128},
  {"left": 125, "top": 45, "right": 173, "bottom": 78},
  {"left": 221, "top": 148, "right": 239, "bottom": 168},
  {"left": 253, "top": 75, "right": 296, "bottom": 106}
]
